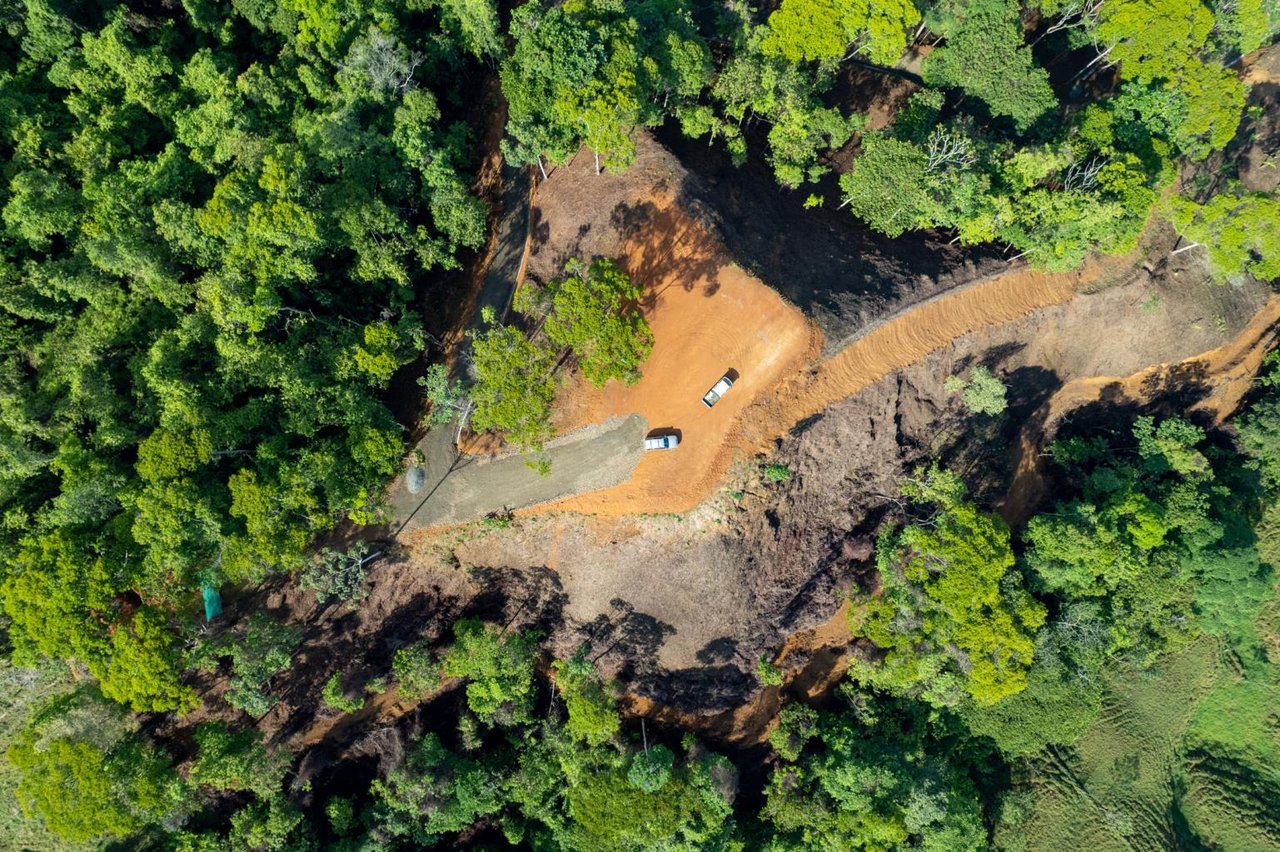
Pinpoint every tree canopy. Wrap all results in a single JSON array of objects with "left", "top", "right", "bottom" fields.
[
  {"left": 851, "top": 466, "right": 1046, "bottom": 706},
  {"left": 0, "top": 0, "right": 486, "bottom": 711},
  {"left": 761, "top": 0, "right": 922, "bottom": 67}
]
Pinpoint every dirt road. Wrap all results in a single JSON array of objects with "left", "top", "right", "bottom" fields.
[
  {"left": 397, "top": 209, "right": 1127, "bottom": 527},
  {"left": 392, "top": 415, "right": 648, "bottom": 531},
  {"left": 545, "top": 249, "right": 1133, "bottom": 517}
]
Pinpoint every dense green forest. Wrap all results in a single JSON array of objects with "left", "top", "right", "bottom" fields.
[{"left": 1, "top": 0, "right": 1279, "bottom": 847}]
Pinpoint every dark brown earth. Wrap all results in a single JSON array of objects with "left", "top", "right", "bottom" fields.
[{"left": 656, "top": 122, "right": 1008, "bottom": 354}]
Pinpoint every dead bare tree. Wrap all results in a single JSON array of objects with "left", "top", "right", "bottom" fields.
[
  {"left": 1033, "top": 0, "right": 1105, "bottom": 44},
  {"left": 1063, "top": 155, "right": 1106, "bottom": 191},
  {"left": 926, "top": 127, "right": 976, "bottom": 172}
]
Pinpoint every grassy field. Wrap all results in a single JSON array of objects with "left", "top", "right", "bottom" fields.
[{"left": 999, "top": 599, "right": 1280, "bottom": 852}]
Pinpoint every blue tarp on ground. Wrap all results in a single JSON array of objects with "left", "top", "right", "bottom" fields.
[{"left": 202, "top": 586, "right": 223, "bottom": 621}]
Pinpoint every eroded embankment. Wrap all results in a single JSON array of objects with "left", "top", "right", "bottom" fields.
[{"left": 1003, "top": 294, "right": 1280, "bottom": 526}]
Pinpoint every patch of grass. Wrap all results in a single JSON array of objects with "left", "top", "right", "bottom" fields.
[
  {"left": 1176, "top": 595, "right": 1280, "bottom": 848},
  {"left": 322, "top": 672, "right": 366, "bottom": 714},
  {"left": 1141, "top": 294, "right": 1162, "bottom": 313},
  {"left": 763, "top": 464, "right": 792, "bottom": 483}
]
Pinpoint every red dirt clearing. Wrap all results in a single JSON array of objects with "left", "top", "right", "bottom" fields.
[
  {"left": 544, "top": 249, "right": 1124, "bottom": 517},
  {"left": 546, "top": 196, "right": 820, "bottom": 515}
]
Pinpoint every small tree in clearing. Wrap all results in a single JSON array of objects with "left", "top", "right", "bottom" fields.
[
  {"left": 392, "top": 640, "right": 443, "bottom": 698},
  {"left": 520, "top": 257, "right": 653, "bottom": 388},
  {"left": 300, "top": 541, "right": 380, "bottom": 606},
  {"left": 468, "top": 323, "right": 557, "bottom": 453},
  {"left": 419, "top": 364, "right": 474, "bottom": 440},
  {"left": 947, "top": 366, "right": 1008, "bottom": 416},
  {"left": 321, "top": 672, "right": 366, "bottom": 714}
]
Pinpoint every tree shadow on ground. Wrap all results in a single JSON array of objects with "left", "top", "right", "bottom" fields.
[
  {"left": 633, "top": 664, "right": 756, "bottom": 713},
  {"left": 655, "top": 120, "right": 1006, "bottom": 345},
  {"left": 464, "top": 565, "right": 568, "bottom": 637},
  {"left": 608, "top": 200, "right": 726, "bottom": 312},
  {"left": 578, "top": 598, "right": 676, "bottom": 681},
  {"left": 268, "top": 585, "right": 460, "bottom": 747},
  {"left": 696, "top": 637, "right": 743, "bottom": 666}
]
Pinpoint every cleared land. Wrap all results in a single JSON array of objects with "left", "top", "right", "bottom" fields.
[
  {"left": 436, "top": 236, "right": 1274, "bottom": 734},
  {"left": 546, "top": 247, "right": 1132, "bottom": 517},
  {"left": 546, "top": 194, "right": 819, "bottom": 515}
]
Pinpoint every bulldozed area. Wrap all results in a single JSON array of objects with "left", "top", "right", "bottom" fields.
[{"left": 378, "top": 123, "right": 1277, "bottom": 742}]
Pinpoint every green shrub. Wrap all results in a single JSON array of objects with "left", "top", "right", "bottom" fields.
[
  {"left": 627, "top": 745, "right": 674, "bottom": 793},
  {"left": 763, "top": 464, "right": 793, "bottom": 483},
  {"left": 193, "top": 614, "right": 299, "bottom": 717},
  {"left": 326, "top": 796, "right": 356, "bottom": 836},
  {"left": 190, "top": 722, "right": 286, "bottom": 799},
  {"left": 392, "top": 641, "right": 443, "bottom": 698},
  {"left": 444, "top": 621, "right": 540, "bottom": 725},
  {"left": 757, "top": 656, "right": 785, "bottom": 687},
  {"left": 552, "top": 657, "right": 620, "bottom": 746},
  {"left": 300, "top": 542, "right": 376, "bottom": 606},
  {"left": 322, "top": 673, "right": 366, "bottom": 714},
  {"left": 768, "top": 703, "right": 818, "bottom": 762},
  {"left": 947, "top": 366, "right": 1008, "bottom": 416}
]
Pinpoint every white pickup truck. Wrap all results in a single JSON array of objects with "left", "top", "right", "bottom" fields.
[
  {"left": 701, "top": 374, "right": 735, "bottom": 408},
  {"left": 643, "top": 434, "right": 680, "bottom": 451}
]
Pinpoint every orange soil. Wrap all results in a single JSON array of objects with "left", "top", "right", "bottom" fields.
[
  {"left": 544, "top": 250, "right": 1122, "bottom": 517},
  {"left": 1003, "top": 294, "right": 1280, "bottom": 526},
  {"left": 1244, "top": 43, "right": 1280, "bottom": 85},
  {"left": 537, "top": 197, "right": 821, "bottom": 514}
]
